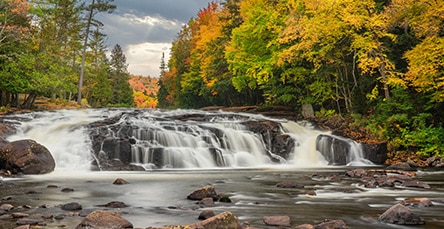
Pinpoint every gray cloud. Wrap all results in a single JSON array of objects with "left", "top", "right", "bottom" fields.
[{"left": 96, "top": 0, "right": 216, "bottom": 76}]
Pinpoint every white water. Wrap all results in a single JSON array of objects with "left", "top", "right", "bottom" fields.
[{"left": 4, "top": 109, "right": 371, "bottom": 171}]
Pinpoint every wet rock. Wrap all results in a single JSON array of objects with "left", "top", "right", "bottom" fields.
[
  {"left": 16, "top": 218, "right": 45, "bottom": 226},
  {"left": 61, "top": 202, "right": 82, "bottom": 211},
  {"left": 345, "top": 168, "right": 367, "bottom": 178},
  {"left": 314, "top": 219, "right": 348, "bottom": 229},
  {"left": 0, "top": 203, "right": 14, "bottom": 211},
  {"left": 47, "top": 185, "right": 58, "bottom": 188},
  {"left": 180, "top": 211, "right": 242, "bottom": 229},
  {"left": 102, "top": 201, "right": 127, "bottom": 208},
  {"left": 295, "top": 224, "right": 315, "bottom": 229},
  {"left": 198, "top": 197, "right": 215, "bottom": 207},
  {"left": 387, "top": 162, "right": 411, "bottom": 170},
  {"left": 402, "top": 198, "right": 433, "bottom": 207},
  {"left": 75, "top": 210, "right": 133, "bottom": 229},
  {"left": 0, "top": 139, "right": 55, "bottom": 174},
  {"left": 198, "top": 209, "right": 215, "bottom": 220},
  {"left": 263, "top": 215, "right": 291, "bottom": 227},
  {"left": 379, "top": 203, "right": 425, "bottom": 225},
  {"left": 217, "top": 195, "right": 232, "bottom": 203},
  {"left": 187, "top": 185, "right": 217, "bottom": 200},
  {"left": 402, "top": 180, "right": 430, "bottom": 189},
  {"left": 113, "top": 178, "right": 129, "bottom": 185},
  {"left": 15, "top": 225, "right": 31, "bottom": 229},
  {"left": 276, "top": 181, "right": 304, "bottom": 189},
  {"left": 61, "top": 188, "right": 74, "bottom": 192},
  {"left": 11, "top": 212, "right": 29, "bottom": 218},
  {"left": 54, "top": 214, "right": 65, "bottom": 220}
]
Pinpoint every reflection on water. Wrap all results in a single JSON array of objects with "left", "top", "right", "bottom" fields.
[{"left": 1, "top": 168, "right": 443, "bottom": 228}]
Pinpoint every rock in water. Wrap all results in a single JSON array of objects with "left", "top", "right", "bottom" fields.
[
  {"left": 0, "top": 139, "right": 55, "bottom": 174},
  {"left": 379, "top": 203, "right": 425, "bottom": 225},
  {"left": 263, "top": 215, "right": 291, "bottom": 226},
  {"left": 187, "top": 185, "right": 217, "bottom": 200},
  {"left": 169, "top": 211, "right": 241, "bottom": 229},
  {"left": 76, "top": 210, "right": 133, "bottom": 229},
  {"left": 314, "top": 219, "right": 348, "bottom": 229}
]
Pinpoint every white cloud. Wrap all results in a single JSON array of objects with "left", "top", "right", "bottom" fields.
[{"left": 125, "top": 42, "right": 171, "bottom": 77}]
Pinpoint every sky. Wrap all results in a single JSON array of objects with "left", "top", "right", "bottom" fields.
[{"left": 96, "top": 0, "right": 217, "bottom": 77}]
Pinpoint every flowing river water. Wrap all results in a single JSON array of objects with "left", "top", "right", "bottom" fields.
[{"left": 1, "top": 109, "right": 443, "bottom": 228}]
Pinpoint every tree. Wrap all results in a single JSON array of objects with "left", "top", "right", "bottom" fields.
[
  {"left": 83, "top": 29, "right": 112, "bottom": 107},
  {"left": 0, "top": 0, "right": 31, "bottom": 107},
  {"left": 108, "top": 44, "right": 133, "bottom": 106},
  {"left": 77, "top": 0, "right": 116, "bottom": 105}
]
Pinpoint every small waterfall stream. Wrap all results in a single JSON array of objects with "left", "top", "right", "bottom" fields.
[{"left": 4, "top": 108, "right": 372, "bottom": 170}]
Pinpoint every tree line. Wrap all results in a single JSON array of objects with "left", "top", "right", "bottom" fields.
[
  {"left": 158, "top": 0, "right": 444, "bottom": 157},
  {"left": 0, "top": 0, "right": 133, "bottom": 108}
]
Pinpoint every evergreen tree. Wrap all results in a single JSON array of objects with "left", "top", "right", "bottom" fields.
[
  {"left": 108, "top": 44, "right": 133, "bottom": 106},
  {"left": 77, "top": 0, "right": 116, "bottom": 105},
  {"left": 84, "top": 29, "right": 112, "bottom": 107}
]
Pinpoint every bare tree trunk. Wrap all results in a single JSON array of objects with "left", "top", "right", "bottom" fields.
[{"left": 77, "top": 0, "right": 95, "bottom": 105}]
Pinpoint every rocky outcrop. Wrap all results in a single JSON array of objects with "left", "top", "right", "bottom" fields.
[
  {"left": 0, "top": 139, "right": 55, "bottom": 174},
  {"left": 316, "top": 134, "right": 387, "bottom": 165}
]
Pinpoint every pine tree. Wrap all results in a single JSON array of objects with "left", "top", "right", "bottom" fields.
[{"left": 108, "top": 44, "right": 133, "bottom": 106}]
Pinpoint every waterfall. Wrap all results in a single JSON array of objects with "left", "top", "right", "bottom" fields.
[{"left": 3, "top": 109, "right": 373, "bottom": 171}]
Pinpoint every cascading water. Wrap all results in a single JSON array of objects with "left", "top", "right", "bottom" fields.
[{"left": 4, "top": 109, "right": 373, "bottom": 171}]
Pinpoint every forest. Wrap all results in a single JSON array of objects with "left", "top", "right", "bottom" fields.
[
  {"left": 0, "top": 0, "right": 137, "bottom": 108},
  {"left": 158, "top": 0, "right": 444, "bottom": 157},
  {"left": 1, "top": 0, "right": 443, "bottom": 157}
]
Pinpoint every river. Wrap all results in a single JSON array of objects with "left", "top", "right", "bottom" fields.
[{"left": 1, "top": 109, "right": 443, "bottom": 228}]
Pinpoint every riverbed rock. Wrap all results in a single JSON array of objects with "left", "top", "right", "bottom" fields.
[
  {"left": 276, "top": 181, "right": 304, "bottom": 189},
  {"left": 175, "top": 211, "right": 242, "bottom": 229},
  {"left": 294, "top": 224, "right": 315, "bottom": 229},
  {"left": 187, "top": 185, "right": 217, "bottom": 200},
  {"left": 198, "top": 197, "right": 215, "bottom": 207},
  {"left": 0, "top": 203, "right": 14, "bottom": 211},
  {"left": 314, "top": 219, "right": 348, "bottom": 229},
  {"left": 402, "top": 198, "right": 433, "bottom": 207},
  {"left": 198, "top": 209, "right": 215, "bottom": 220},
  {"left": 379, "top": 203, "right": 425, "bottom": 225},
  {"left": 75, "top": 210, "right": 133, "bottom": 229},
  {"left": 263, "top": 215, "right": 291, "bottom": 226},
  {"left": 0, "top": 139, "right": 55, "bottom": 174},
  {"left": 113, "top": 178, "right": 129, "bottom": 185},
  {"left": 61, "top": 202, "right": 82, "bottom": 211}
]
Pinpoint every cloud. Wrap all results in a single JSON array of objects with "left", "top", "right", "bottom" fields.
[
  {"left": 97, "top": 0, "right": 215, "bottom": 77},
  {"left": 124, "top": 42, "right": 171, "bottom": 77}
]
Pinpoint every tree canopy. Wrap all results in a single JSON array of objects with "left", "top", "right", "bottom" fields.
[{"left": 159, "top": 0, "right": 444, "bottom": 156}]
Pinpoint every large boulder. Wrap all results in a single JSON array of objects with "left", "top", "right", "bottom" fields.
[
  {"left": 0, "top": 139, "right": 55, "bottom": 174},
  {"left": 75, "top": 210, "right": 133, "bottom": 229},
  {"left": 379, "top": 203, "right": 425, "bottom": 225}
]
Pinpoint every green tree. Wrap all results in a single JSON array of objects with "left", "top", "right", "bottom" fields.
[
  {"left": 83, "top": 29, "right": 112, "bottom": 107},
  {"left": 108, "top": 44, "right": 133, "bottom": 106},
  {"left": 77, "top": 0, "right": 116, "bottom": 105}
]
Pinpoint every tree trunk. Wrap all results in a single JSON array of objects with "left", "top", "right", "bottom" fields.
[{"left": 77, "top": 0, "right": 95, "bottom": 105}]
